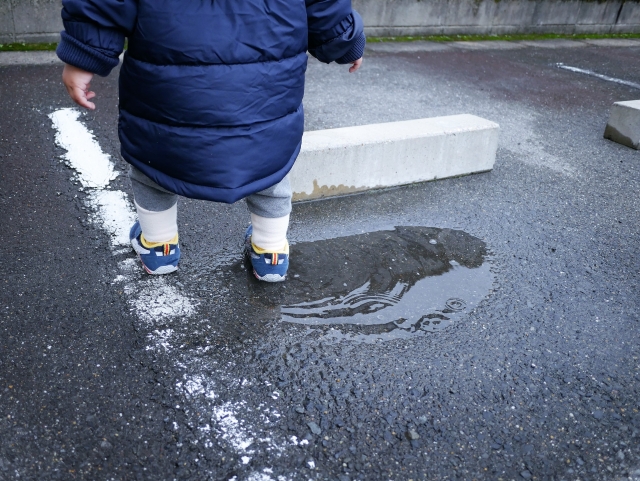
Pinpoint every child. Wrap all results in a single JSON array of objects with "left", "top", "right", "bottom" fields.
[{"left": 58, "top": 0, "right": 365, "bottom": 281}]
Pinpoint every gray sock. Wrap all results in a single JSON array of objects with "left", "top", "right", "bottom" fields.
[{"left": 129, "top": 165, "right": 178, "bottom": 212}]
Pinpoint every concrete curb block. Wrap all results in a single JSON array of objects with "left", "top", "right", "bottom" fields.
[
  {"left": 0, "top": 51, "right": 60, "bottom": 66},
  {"left": 365, "top": 38, "right": 640, "bottom": 54},
  {"left": 291, "top": 115, "right": 499, "bottom": 202},
  {"left": 604, "top": 100, "right": 640, "bottom": 150}
]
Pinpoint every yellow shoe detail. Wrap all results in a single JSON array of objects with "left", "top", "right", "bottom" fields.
[
  {"left": 251, "top": 240, "right": 289, "bottom": 255},
  {"left": 140, "top": 233, "right": 179, "bottom": 249}
]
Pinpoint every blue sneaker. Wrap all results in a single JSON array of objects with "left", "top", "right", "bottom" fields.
[
  {"left": 129, "top": 221, "right": 180, "bottom": 275},
  {"left": 244, "top": 225, "right": 289, "bottom": 282}
]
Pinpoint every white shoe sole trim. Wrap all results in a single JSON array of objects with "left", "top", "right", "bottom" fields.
[
  {"left": 143, "top": 262, "right": 178, "bottom": 275},
  {"left": 254, "top": 271, "right": 286, "bottom": 283}
]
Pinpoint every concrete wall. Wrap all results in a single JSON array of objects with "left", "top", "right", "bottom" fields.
[
  {"left": 0, "top": 0, "right": 62, "bottom": 44},
  {"left": 354, "top": 0, "right": 640, "bottom": 36},
  {"left": 0, "top": 0, "right": 639, "bottom": 44}
]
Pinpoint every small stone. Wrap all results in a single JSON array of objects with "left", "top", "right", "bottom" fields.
[
  {"left": 100, "top": 440, "right": 112, "bottom": 450},
  {"left": 631, "top": 469, "right": 640, "bottom": 476},
  {"left": 593, "top": 410, "right": 604, "bottom": 420},
  {"left": 307, "top": 422, "right": 321, "bottom": 435},
  {"left": 295, "top": 406, "right": 305, "bottom": 414},
  {"left": 417, "top": 416, "right": 428, "bottom": 424},
  {"left": 482, "top": 411, "right": 494, "bottom": 421},
  {"left": 405, "top": 429, "right": 420, "bottom": 441},
  {"left": 429, "top": 239, "right": 437, "bottom": 245},
  {"left": 616, "top": 450, "right": 625, "bottom": 461},
  {"left": 520, "top": 470, "right": 532, "bottom": 479}
]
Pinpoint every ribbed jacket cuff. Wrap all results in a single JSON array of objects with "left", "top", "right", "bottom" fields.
[
  {"left": 56, "top": 31, "right": 119, "bottom": 77},
  {"left": 336, "top": 33, "right": 366, "bottom": 65}
]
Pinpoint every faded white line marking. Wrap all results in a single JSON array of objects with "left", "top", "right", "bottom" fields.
[
  {"left": 213, "top": 402, "right": 255, "bottom": 452},
  {"left": 126, "top": 278, "right": 198, "bottom": 326},
  {"left": 556, "top": 63, "right": 640, "bottom": 90},
  {"left": 50, "top": 108, "right": 294, "bottom": 479},
  {"left": 49, "top": 109, "right": 118, "bottom": 188},
  {"left": 88, "top": 190, "right": 135, "bottom": 247}
]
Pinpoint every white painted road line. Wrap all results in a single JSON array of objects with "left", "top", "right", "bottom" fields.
[
  {"left": 48, "top": 108, "right": 292, "bottom": 480},
  {"left": 556, "top": 63, "right": 640, "bottom": 90},
  {"left": 291, "top": 114, "right": 500, "bottom": 201},
  {"left": 49, "top": 109, "right": 135, "bottom": 248},
  {"left": 49, "top": 109, "right": 118, "bottom": 189}
]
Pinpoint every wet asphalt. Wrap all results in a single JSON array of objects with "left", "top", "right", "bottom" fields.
[{"left": 1, "top": 41, "right": 640, "bottom": 480}]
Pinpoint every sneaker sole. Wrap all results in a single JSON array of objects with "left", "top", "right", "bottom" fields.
[
  {"left": 139, "top": 256, "right": 178, "bottom": 275},
  {"left": 253, "top": 270, "right": 286, "bottom": 283}
]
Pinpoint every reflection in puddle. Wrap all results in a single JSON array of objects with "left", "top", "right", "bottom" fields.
[{"left": 223, "top": 226, "right": 493, "bottom": 342}]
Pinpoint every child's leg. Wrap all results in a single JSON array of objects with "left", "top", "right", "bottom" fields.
[
  {"left": 245, "top": 175, "right": 291, "bottom": 252},
  {"left": 130, "top": 166, "right": 178, "bottom": 243}
]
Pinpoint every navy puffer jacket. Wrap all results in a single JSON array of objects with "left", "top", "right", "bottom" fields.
[{"left": 57, "top": 0, "right": 365, "bottom": 203}]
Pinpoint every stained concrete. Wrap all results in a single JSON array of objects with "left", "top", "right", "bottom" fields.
[{"left": 291, "top": 115, "right": 499, "bottom": 201}]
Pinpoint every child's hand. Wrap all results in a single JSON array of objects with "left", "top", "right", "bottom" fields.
[
  {"left": 62, "top": 64, "right": 96, "bottom": 110},
  {"left": 349, "top": 58, "right": 363, "bottom": 73}
]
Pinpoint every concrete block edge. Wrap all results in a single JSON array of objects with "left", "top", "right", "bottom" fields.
[
  {"left": 604, "top": 100, "right": 640, "bottom": 150},
  {"left": 291, "top": 115, "right": 500, "bottom": 202}
]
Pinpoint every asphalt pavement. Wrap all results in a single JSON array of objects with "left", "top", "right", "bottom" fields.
[{"left": 1, "top": 39, "right": 639, "bottom": 480}]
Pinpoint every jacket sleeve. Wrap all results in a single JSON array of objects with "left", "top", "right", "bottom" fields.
[
  {"left": 56, "top": 0, "right": 137, "bottom": 76},
  {"left": 306, "top": 0, "right": 366, "bottom": 64}
]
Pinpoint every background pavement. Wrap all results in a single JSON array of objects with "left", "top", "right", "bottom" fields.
[{"left": 1, "top": 40, "right": 639, "bottom": 480}]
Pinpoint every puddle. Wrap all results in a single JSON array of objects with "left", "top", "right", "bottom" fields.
[{"left": 219, "top": 226, "right": 494, "bottom": 342}]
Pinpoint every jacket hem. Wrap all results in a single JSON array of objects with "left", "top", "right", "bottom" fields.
[{"left": 122, "top": 140, "right": 302, "bottom": 204}]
